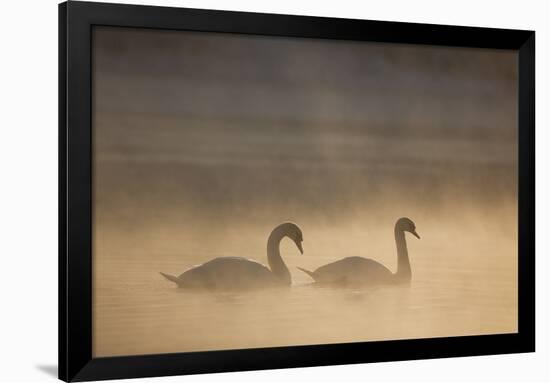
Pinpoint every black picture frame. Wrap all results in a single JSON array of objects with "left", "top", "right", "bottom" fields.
[{"left": 59, "top": 1, "right": 535, "bottom": 381}]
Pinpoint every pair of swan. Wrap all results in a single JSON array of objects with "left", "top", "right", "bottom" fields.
[{"left": 160, "top": 218, "right": 419, "bottom": 290}]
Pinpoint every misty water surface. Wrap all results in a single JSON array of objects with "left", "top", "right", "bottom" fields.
[{"left": 92, "top": 27, "right": 518, "bottom": 357}]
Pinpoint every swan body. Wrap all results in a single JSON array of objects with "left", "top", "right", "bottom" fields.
[
  {"left": 161, "top": 257, "right": 281, "bottom": 289},
  {"left": 160, "top": 222, "right": 303, "bottom": 290},
  {"left": 298, "top": 217, "right": 419, "bottom": 287},
  {"left": 298, "top": 256, "right": 393, "bottom": 286}
]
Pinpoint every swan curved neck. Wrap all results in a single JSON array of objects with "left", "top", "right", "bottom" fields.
[
  {"left": 394, "top": 226, "right": 411, "bottom": 282},
  {"left": 267, "top": 226, "right": 291, "bottom": 285}
]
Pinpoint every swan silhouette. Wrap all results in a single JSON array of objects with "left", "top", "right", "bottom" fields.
[
  {"left": 160, "top": 222, "right": 303, "bottom": 290},
  {"left": 297, "top": 217, "right": 419, "bottom": 286}
]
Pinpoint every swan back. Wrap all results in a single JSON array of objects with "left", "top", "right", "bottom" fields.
[
  {"left": 177, "top": 257, "right": 280, "bottom": 290},
  {"left": 311, "top": 256, "right": 393, "bottom": 285}
]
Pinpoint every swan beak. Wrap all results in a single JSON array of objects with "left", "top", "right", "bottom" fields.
[
  {"left": 296, "top": 240, "right": 304, "bottom": 254},
  {"left": 411, "top": 230, "right": 420, "bottom": 239}
]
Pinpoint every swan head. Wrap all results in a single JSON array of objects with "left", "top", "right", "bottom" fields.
[
  {"left": 277, "top": 222, "right": 304, "bottom": 254},
  {"left": 396, "top": 217, "right": 420, "bottom": 239}
]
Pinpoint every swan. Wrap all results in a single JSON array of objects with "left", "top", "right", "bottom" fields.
[
  {"left": 160, "top": 222, "right": 303, "bottom": 290},
  {"left": 297, "top": 217, "right": 419, "bottom": 286}
]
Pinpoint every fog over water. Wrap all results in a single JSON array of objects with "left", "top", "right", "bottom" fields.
[{"left": 92, "top": 27, "right": 518, "bottom": 357}]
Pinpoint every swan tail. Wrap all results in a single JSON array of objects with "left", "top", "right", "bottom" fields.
[
  {"left": 160, "top": 272, "right": 181, "bottom": 285},
  {"left": 297, "top": 267, "right": 316, "bottom": 281}
]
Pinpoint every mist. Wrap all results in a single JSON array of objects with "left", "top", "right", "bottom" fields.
[{"left": 92, "top": 27, "right": 517, "bottom": 357}]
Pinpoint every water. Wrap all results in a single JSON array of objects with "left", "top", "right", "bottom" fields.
[
  {"left": 92, "top": 220, "right": 517, "bottom": 357},
  {"left": 91, "top": 27, "right": 518, "bottom": 357}
]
